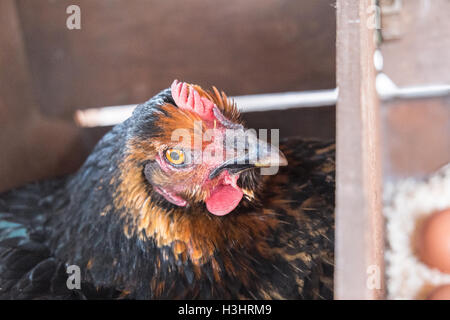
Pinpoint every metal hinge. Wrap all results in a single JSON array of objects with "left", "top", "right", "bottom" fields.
[{"left": 379, "top": 0, "right": 403, "bottom": 40}]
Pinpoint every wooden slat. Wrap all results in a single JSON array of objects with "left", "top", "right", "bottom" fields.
[
  {"left": 335, "top": 0, "right": 385, "bottom": 299},
  {"left": 15, "top": 0, "right": 336, "bottom": 118}
]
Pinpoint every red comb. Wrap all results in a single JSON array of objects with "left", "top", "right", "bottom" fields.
[{"left": 171, "top": 80, "right": 215, "bottom": 121}]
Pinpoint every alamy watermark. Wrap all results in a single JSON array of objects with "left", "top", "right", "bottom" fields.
[
  {"left": 66, "top": 5, "right": 81, "bottom": 30},
  {"left": 366, "top": 264, "right": 381, "bottom": 290},
  {"left": 66, "top": 265, "right": 81, "bottom": 290}
]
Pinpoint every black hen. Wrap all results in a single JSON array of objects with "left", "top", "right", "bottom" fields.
[{"left": 0, "top": 81, "right": 334, "bottom": 299}]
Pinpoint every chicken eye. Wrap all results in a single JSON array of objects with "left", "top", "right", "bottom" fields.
[{"left": 165, "top": 149, "right": 185, "bottom": 166}]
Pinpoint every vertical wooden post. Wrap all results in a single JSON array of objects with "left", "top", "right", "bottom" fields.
[{"left": 335, "top": 0, "right": 385, "bottom": 299}]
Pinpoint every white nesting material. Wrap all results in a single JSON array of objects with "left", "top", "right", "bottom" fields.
[{"left": 384, "top": 164, "right": 450, "bottom": 299}]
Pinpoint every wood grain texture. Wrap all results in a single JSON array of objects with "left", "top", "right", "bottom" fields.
[
  {"left": 335, "top": 0, "right": 385, "bottom": 299},
  {"left": 16, "top": 0, "right": 336, "bottom": 118}
]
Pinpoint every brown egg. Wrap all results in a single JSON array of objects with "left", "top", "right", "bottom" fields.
[
  {"left": 427, "top": 285, "right": 450, "bottom": 300},
  {"left": 416, "top": 208, "right": 450, "bottom": 274}
]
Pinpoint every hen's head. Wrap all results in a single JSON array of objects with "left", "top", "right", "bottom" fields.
[{"left": 121, "top": 80, "right": 286, "bottom": 218}]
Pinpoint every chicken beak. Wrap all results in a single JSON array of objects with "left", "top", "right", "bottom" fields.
[
  {"left": 209, "top": 135, "right": 288, "bottom": 180},
  {"left": 253, "top": 142, "right": 288, "bottom": 168}
]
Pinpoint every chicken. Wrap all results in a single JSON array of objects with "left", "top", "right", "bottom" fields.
[{"left": 0, "top": 81, "right": 335, "bottom": 299}]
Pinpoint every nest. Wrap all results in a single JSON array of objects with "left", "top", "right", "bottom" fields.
[{"left": 384, "top": 164, "right": 450, "bottom": 299}]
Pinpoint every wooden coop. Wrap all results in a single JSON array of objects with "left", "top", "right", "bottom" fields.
[
  {"left": 0, "top": 0, "right": 449, "bottom": 299},
  {"left": 336, "top": 0, "right": 450, "bottom": 299}
]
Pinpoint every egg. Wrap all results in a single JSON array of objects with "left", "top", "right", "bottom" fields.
[
  {"left": 416, "top": 208, "right": 450, "bottom": 274},
  {"left": 427, "top": 285, "right": 450, "bottom": 300}
]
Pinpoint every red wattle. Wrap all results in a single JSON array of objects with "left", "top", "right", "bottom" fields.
[{"left": 205, "top": 184, "right": 243, "bottom": 216}]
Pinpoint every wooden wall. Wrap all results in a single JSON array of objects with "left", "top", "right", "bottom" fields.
[
  {"left": 16, "top": 0, "right": 336, "bottom": 117},
  {"left": 380, "top": 0, "right": 450, "bottom": 180}
]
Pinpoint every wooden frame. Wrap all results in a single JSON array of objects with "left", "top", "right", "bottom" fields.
[{"left": 335, "top": 0, "right": 385, "bottom": 299}]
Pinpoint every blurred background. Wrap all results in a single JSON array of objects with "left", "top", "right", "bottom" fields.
[{"left": 0, "top": 0, "right": 336, "bottom": 192}]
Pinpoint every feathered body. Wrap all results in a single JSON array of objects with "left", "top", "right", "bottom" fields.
[{"left": 0, "top": 83, "right": 335, "bottom": 299}]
